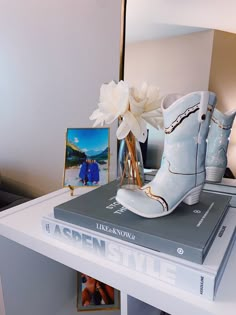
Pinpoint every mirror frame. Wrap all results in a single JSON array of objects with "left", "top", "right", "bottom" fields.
[{"left": 119, "top": 0, "right": 127, "bottom": 81}]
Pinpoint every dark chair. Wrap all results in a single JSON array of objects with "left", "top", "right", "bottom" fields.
[{"left": 0, "top": 189, "right": 30, "bottom": 212}]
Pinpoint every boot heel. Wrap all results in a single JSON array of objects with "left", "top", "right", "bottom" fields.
[
  {"left": 206, "top": 167, "right": 225, "bottom": 183},
  {"left": 183, "top": 185, "right": 203, "bottom": 205}
]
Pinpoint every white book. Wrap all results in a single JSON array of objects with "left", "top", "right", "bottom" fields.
[{"left": 41, "top": 208, "right": 236, "bottom": 300}]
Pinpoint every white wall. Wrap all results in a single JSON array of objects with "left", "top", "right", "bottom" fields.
[
  {"left": 125, "top": 30, "right": 214, "bottom": 168},
  {"left": 127, "top": 0, "right": 236, "bottom": 34},
  {"left": 125, "top": 30, "right": 214, "bottom": 94},
  {"left": 0, "top": 0, "right": 122, "bottom": 197},
  {"left": 209, "top": 31, "right": 236, "bottom": 176}
]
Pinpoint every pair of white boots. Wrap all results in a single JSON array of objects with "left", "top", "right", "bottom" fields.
[{"left": 116, "top": 91, "right": 236, "bottom": 218}]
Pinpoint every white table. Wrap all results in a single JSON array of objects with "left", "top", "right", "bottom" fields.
[{"left": 0, "top": 187, "right": 236, "bottom": 315}]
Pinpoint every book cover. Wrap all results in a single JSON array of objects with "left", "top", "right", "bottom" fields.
[
  {"left": 54, "top": 180, "right": 231, "bottom": 263},
  {"left": 204, "top": 181, "right": 236, "bottom": 196},
  {"left": 42, "top": 208, "right": 236, "bottom": 300},
  {"left": 203, "top": 183, "right": 236, "bottom": 207}
]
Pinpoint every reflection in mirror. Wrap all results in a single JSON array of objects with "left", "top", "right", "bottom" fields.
[{"left": 124, "top": 1, "right": 236, "bottom": 180}]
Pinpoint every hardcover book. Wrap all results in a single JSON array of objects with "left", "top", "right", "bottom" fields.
[
  {"left": 42, "top": 208, "right": 236, "bottom": 300},
  {"left": 204, "top": 181, "right": 236, "bottom": 196},
  {"left": 54, "top": 180, "right": 231, "bottom": 263},
  {"left": 204, "top": 182, "right": 236, "bottom": 207}
]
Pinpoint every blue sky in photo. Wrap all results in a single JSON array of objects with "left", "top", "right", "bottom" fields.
[{"left": 67, "top": 128, "right": 109, "bottom": 153}]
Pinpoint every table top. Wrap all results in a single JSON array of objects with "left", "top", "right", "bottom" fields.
[{"left": 0, "top": 186, "right": 236, "bottom": 315}]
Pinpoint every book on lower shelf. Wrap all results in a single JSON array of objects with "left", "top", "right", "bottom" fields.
[
  {"left": 42, "top": 207, "right": 236, "bottom": 300},
  {"left": 53, "top": 180, "right": 231, "bottom": 264}
]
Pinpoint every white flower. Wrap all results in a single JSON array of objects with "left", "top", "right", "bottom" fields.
[
  {"left": 89, "top": 80, "right": 129, "bottom": 126},
  {"left": 116, "top": 82, "right": 163, "bottom": 142},
  {"left": 130, "top": 82, "right": 161, "bottom": 113},
  {"left": 116, "top": 110, "right": 146, "bottom": 142},
  {"left": 90, "top": 80, "right": 163, "bottom": 142},
  {"left": 142, "top": 108, "right": 164, "bottom": 130}
]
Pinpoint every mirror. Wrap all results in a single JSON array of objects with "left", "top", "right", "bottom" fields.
[{"left": 122, "top": 0, "right": 236, "bottom": 182}]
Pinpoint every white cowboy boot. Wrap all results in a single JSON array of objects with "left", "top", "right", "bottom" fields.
[
  {"left": 116, "top": 91, "right": 216, "bottom": 218},
  {"left": 206, "top": 108, "right": 236, "bottom": 182}
]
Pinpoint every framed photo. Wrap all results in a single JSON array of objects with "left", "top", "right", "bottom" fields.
[
  {"left": 77, "top": 273, "right": 120, "bottom": 312},
  {"left": 63, "top": 128, "right": 110, "bottom": 187}
]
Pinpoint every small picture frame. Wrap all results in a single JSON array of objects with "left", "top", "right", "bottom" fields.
[
  {"left": 63, "top": 128, "right": 110, "bottom": 187},
  {"left": 77, "top": 273, "right": 120, "bottom": 312}
]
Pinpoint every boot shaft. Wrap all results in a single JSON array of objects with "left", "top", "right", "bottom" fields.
[
  {"left": 206, "top": 108, "right": 236, "bottom": 169},
  {"left": 161, "top": 91, "right": 216, "bottom": 175}
]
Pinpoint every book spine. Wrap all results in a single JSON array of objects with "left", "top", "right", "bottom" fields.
[
  {"left": 42, "top": 217, "right": 215, "bottom": 300},
  {"left": 54, "top": 209, "right": 203, "bottom": 263}
]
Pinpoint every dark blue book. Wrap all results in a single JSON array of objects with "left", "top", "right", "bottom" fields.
[{"left": 54, "top": 180, "right": 231, "bottom": 263}]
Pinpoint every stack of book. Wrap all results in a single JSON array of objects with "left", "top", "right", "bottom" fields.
[
  {"left": 203, "top": 179, "right": 236, "bottom": 208},
  {"left": 42, "top": 180, "right": 236, "bottom": 300}
]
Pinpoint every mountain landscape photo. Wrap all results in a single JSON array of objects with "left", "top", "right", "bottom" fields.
[{"left": 63, "top": 128, "right": 109, "bottom": 187}]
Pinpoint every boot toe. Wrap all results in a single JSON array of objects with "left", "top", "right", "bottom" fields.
[{"left": 116, "top": 188, "right": 167, "bottom": 218}]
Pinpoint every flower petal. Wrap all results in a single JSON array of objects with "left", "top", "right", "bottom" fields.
[
  {"left": 115, "top": 81, "right": 130, "bottom": 114},
  {"left": 147, "top": 85, "right": 160, "bottom": 100},
  {"left": 116, "top": 120, "right": 130, "bottom": 139},
  {"left": 123, "top": 111, "right": 141, "bottom": 141},
  {"left": 142, "top": 108, "right": 163, "bottom": 118},
  {"left": 93, "top": 119, "right": 104, "bottom": 127},
  {"left": 99, "top": 80, "right": 129, "bottom": 117},
  {"left": 89, "top": 108, "right": 103, "bottom": 120},
  {"left": 144, "top": 98, "right": 162, "bottom": 112},
  {"left": 104, "top": 113, "right": 118, "bottom": 124},
  {"left": 136, "top": 117, "right": 148, "bottom": 142},
  {"left": 140, "top": 82, "right": 148, "bottom": 99},
  {"left": 129, "top": 95, "right": 146, "bottom": 115},
  {"left": 143, "top": 115, "right": 164, "bottom": 130}
]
